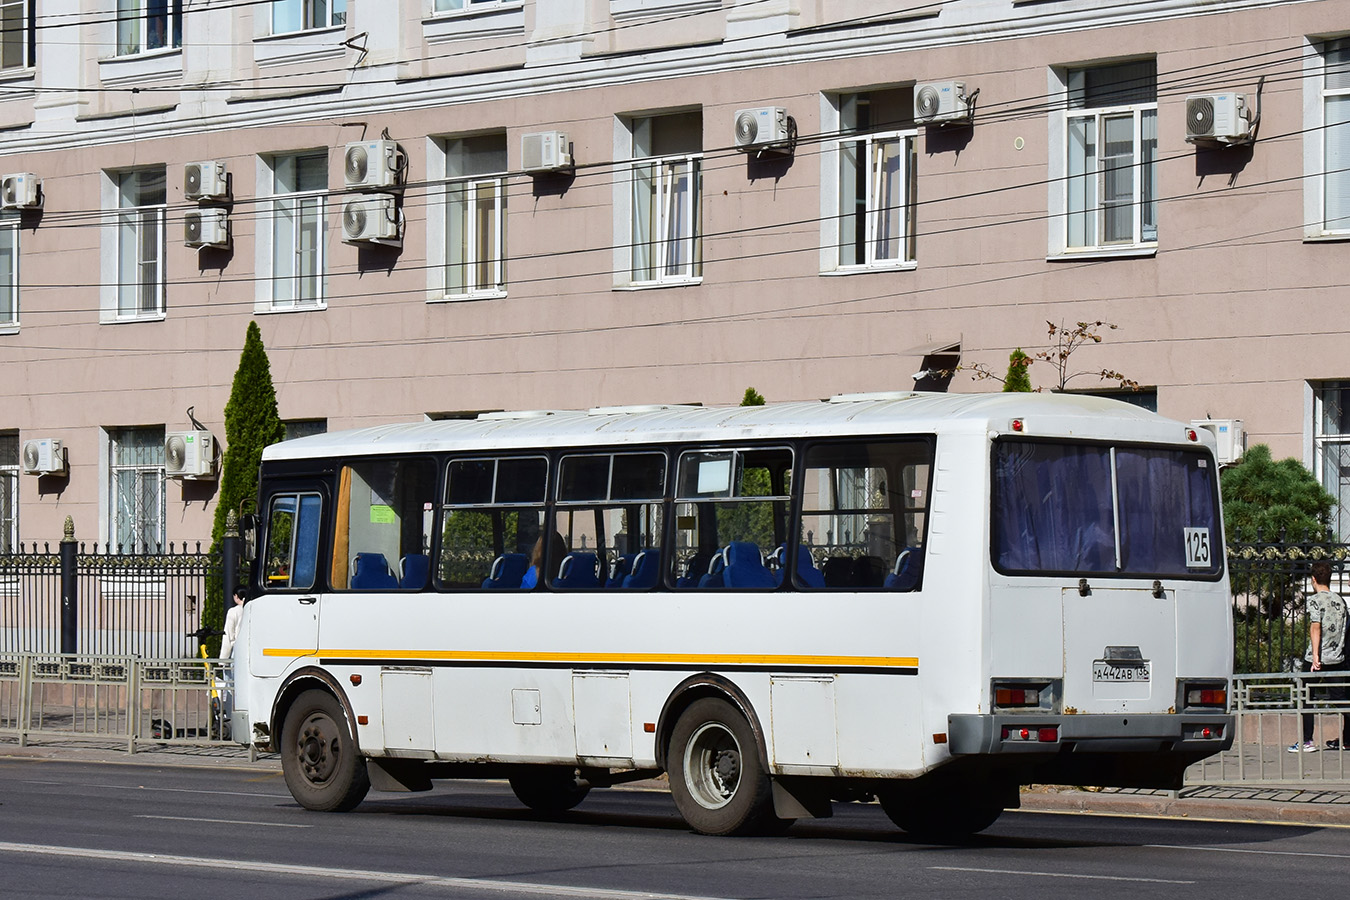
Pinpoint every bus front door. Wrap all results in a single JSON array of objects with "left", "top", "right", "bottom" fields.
[{"left": 248, "top": 490, "right": 325, "bottom": 679}]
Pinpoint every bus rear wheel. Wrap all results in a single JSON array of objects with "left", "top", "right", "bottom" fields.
[
  {"left": 668, "top": 697, "right": 780, "bottom": 836},
  {"left": 509, "top": 767, "right": 591, "bottom": 813},
  {"left": 281, "top": 689, "right": 370, "bottom": 812},
  {"left": 878, "top": 781, "right": 1006, "bottom": 842}
]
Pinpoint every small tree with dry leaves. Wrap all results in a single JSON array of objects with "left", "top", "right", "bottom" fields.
[{"left": 944, "top": 321, "right": 1139, "bottom": 393}]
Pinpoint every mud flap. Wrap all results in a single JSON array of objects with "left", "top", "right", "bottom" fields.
[{"left": 772, "top": 777, "right": 833, "bottom": 819}]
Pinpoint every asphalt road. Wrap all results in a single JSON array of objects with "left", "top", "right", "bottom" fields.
[{"left": 1, "top": 757, "right": 1347, "bottom": 899}]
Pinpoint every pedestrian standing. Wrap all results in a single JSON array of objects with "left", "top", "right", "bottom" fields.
[{"left": 1289, "top": 561, "right": 1350, "bottom": 752}]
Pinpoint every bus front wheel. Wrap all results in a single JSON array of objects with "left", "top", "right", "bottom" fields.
[
  {"left": 668, "top": 697, "right": 780, "bottom": 836},
  {"left": 281, "top": 689, "right": 371, "bottom": 812},
  {"left": 509, "top": 767, "right": 591, "bottom": 813}
]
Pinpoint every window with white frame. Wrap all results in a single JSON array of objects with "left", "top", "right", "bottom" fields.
[
  {"left": 271, "top": 152, "right": 327, "bottom": 309},
  {"left": 0, "top": 217, "right": 17, "bottom": 329},
  {"left": 116, "top": 0, "right": 182, "bottom": 56},
  {"left": 1313, "top": 382, "right": 1350, "bottom": 540},
  {"left": 272, "top": 0, "right": 345, "bottom": 33},
  {"left": 115, "top": 168, "right": 166, "bottom": 319},
  {"left": 434, "top": 0, "right": 517, "bottom": 12},
  {"left": 108, "top": 426, "right": 165, "bottom": 553},
  {"left": 1320, "top": 39, "right": 1350, "bottom": 233},
  {"left": 627, "top": 112, "right": 702, "bottom": 285},
  {"left": 0, "top": 1, "right": 33, "bottom": 70},
  {"left": 1060, "top": 59, "right": 1158, "bottom": 251},
  {"left": 0, "top": 433, "right": 16, "bottom": 552},
  {"left": 444, "top": 135, "right": 506, "bottom": 298},
  {"left": 832, "top": 89, "right": 916, "bottom": 270}
]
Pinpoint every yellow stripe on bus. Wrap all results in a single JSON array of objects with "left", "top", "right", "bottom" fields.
[{"left": 261, "top": 648, "right": 918, "bottom": 669}]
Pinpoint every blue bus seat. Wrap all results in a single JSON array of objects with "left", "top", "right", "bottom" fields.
[
  {"left": 351, "top": 552, "right": 398, "bottom": 590},
  {"left": 884, "top": 547, "right": 924, "bottom": 591},
  {"left": 724, "top": 541, "right": 777, "bottom": 589},
  {"left": 482, "top": 552, "right": 528, "bottom": 589},
  {"left": 622, "top": 548, "right": 661, "bottom": 589},
  {"left": 697, "top": 551, "right": 727, "bottom": 589},
  {"left": 399, "top": 553, "right": 430, "bottom": 589},
  {"left": 555, "top": 551, "right": 600, "bottom": 589},
  {"left": 795, "top": 545, "right": 826, "bottom": 588},
  {"left": 607, "top": 554, "right": 636, "bottom": 588}
]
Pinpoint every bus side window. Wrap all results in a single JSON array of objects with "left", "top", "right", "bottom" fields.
[
  {"left": 797, "top": 439, "right": 934, "bottom": 591},
  {"left": 331, "top": 458, "right": 437, "bottom": 591},
  {"left": 439, "top": 456, "right": 547, "bottom": 590},
  {"left": 553, "top": 451, "right": 666, "bottom": 590},
  {"left": 264, "top": 493, "right": 322, "bottom": 590}
]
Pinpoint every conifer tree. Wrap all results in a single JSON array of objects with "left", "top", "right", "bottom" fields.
[
  {"left": 1002, "top": 348, "right": 1033, "bottom": 392},
  {"left": 741, "top": 387, "right": 766, "bottom": 407},
  {"left": 203, "top": 321, "right": 285, "bottom": 654}
]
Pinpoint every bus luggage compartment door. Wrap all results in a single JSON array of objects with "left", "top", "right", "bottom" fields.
[{"left": 1062, "top": 587, "right": 1175, "bottom": 714}]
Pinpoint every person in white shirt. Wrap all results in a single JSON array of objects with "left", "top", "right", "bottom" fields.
[{"left": 220, "top": 587, "right": 246, "bottom": 660}]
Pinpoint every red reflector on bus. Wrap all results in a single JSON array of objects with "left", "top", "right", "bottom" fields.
[
  {"left": 1011, "top": 419, "right": 1024, "bottom": 432},
  {"left": 1187, "top": 429, "right": 1198, "bottom": 441},
  {"left": 1038, "top": 727, "right": 1058, "bottom": 742},
  {"left": 644, "top": 722, "right": 655, "bottom": 733},
  {"left": 1201, "top": 727, "right": 1212, "bottom": 739}
]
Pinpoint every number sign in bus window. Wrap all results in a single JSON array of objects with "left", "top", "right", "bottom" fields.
[
  {"left": 1184, "top": 528, "right": 1211, "bottom": 568},
  {"left": 265, "top": 492, "right": 321, "bottom": 590}
]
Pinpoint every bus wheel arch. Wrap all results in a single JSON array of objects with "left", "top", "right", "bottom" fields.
[
  {"left": 655, "top": 674, "right": 769, "bottom": 774},
  {"left": 273, "top": 670, "right": 371, "bottom": 812}
]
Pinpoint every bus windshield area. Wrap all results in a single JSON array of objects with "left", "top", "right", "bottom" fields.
[{"left": 991, "top": 440, "right": 1222, "bottom": 578}]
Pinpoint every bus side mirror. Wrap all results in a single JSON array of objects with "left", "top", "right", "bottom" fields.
[{"left": 240, "top": 513, "right": 258, "bottom": 562}]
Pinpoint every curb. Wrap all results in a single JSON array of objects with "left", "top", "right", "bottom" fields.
[{"left": 1019, "top": 790, "right": 1350, "bottom": 827}]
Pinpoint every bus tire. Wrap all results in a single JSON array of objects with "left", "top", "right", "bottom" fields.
[
  {"left": 878, "top": 783, "right": 1004, "bottom": 842},
  {"left": 509, "top": 767, "right": 591, "bottom": 813},
  {"left": 668, "top": 697, "right": 780, "bottom": 836},
  {"left": 281, "top": 689, "right": 370, "bottom": 812}
]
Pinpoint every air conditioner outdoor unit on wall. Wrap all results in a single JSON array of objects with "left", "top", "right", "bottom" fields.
[
  {"left": 184, "top": 160, "right": 228, "bottom": 201},
  {"left": 165, "top": 430, "right": 216, "bottom": 479},
  {"left": 733, "top": 107, "right": 791, "bottom": 152},
  {"left": 914, "top": 81, "right": 972, "bottom": 124},
  {"left": 21, "top": 438, "right": 64, "bottom": 476},
  {"left": 342, "top": 193, "right": 400, "bottom": 244},
  {"left": 184, "top": 209, "right": 229, "bottom": 248},
  {"left": 521, "top": 131, "right": 573, "bottom": 173},
  {"left": 344, "top": 139, "right": 401, "bottom": 189},
  {"left": 1185, "top": 93, "right": 1253, "bottom": 144},
  {"left": 1191, "top": 419, "right": 1246, "bottom": 465},
  {"left": 1, "top": 172, "right": 41, "bottom": 209}
]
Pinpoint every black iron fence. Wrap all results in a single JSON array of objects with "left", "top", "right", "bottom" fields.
[{"left": 0, "top": 528, "right": 219, "bottom": 658}]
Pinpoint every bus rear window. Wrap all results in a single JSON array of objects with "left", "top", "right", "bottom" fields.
[{"left": 991, "top": 440, "right": 1221, "bottom": 578}]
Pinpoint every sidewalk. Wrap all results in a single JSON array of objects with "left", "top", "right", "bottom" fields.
[{"left": 5, "top": 738, "right": 1350, "bottom": 827}]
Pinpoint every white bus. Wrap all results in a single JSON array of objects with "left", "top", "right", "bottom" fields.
[{"left": 233, "top": 392, "right": 1233, "bottom": 838}]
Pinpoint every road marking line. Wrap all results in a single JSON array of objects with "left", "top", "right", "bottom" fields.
[
  {"left": 0, "top": 841, "right": 734, "bottom": 900},
  {"left": 134, "top": 815, "right": 310, "bottom": 829},
  {"left": 34, "top": 781, "right": 287, "bottom": 799},
  {"left": 930, "top": 866, "right": 1195, "bottom": 884},
  {"left": 1147, "top": 844, "right": 1350, "bottom": 860}
]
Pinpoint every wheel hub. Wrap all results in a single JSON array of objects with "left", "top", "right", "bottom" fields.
[{"left": 298, "top": 715, "right": 339, "bottom": 784}]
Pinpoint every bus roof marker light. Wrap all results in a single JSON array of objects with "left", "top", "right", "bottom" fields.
[
  {"left": 1011, "top": 418, "right": 1024, "bottom": 432},
  {"left": 1187, "top": 428, "right": 1198, "bottom": 441}
]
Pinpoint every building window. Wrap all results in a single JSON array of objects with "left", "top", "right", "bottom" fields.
[
  {"left": 627, "top": 112, "right": 701, "bottom": 285},
  {"left": 1314, "top": 383, "right": 1350, "bottom": 540},
  {"left": 1060, "top": 59, "right": 1157, "bottom": 251},
  {"left": 271, "top": 152, "right": 327, "bottom": 309},
  {"left": 108, "top": 426, "right": 165, "bottom": 553},
  {"left": 0, "top": 433, "right": 15, "bottom": 552},
  {"left": 434, "top": 0, "right": 517, "bottom": 11},
  {"left": 115, "top": 168, "right": 166, "bottom": 319},
  {"left": 116, "top": 0, "right": 182, "bottom": 56},
  {"left": 1320, "top": 39, "right": 1350, "bottom": 233},
  {"left": 0, "top": 218, "right": 17, "bottom": 329},
  {"left": 272, "top": 0, "right": 345, "bottom": 33},
  {"left": 0, "top": 1, "right": 33, "bottom": 69},
  {"left": 283, "top": 419, "right": 327, "bottom": 441},
  {"left": 832, "top": 89, "right": 916, "bottom": 270},
  {"left": 442, "top": 135, "right": 506, "bottom": 298}
]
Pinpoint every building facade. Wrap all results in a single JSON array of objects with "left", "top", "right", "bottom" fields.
[{"left": 0, "top": 0, "right": 1346, "bottom": 548}]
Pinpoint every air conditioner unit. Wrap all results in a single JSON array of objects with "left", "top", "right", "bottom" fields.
[
  {"left": 1185, "top": 93, "right": 1253, "bottom": 144},
  {"left": 1, "top": 172, "right": 41, "bottom": 209},
  {"left": 342, "top": 193, "right": 400, "bottom": 244},
  {"left": 184, "top": 160, "right": 228, "bottom": 201},
  {"left": 1191, "top": 419, "right": 1246, "bottom": 465},
  {"left": 914, "top": 81, "right": 972, "bottom": 124},
  {"left": 344, "top": 139, "right": 401, "bottom": 189},
  {"left": 733, "top": 107, "right": 791, "bottom": 152},
  {"left": 184, "top": 209, "right": 229, "bottom": 248},
  {"left": 165, "top": 430, "right": 216, "bottom": 479},
  {"left": 21, "top": 438, "right": 64, "bottom": 476},
  {"left": 521, "top": 131, "right": 573, "bottom": 173}
]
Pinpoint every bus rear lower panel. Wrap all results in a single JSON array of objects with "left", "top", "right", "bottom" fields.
[{"left": 947, "top": 712, "right": 1235, "bottom": 790}]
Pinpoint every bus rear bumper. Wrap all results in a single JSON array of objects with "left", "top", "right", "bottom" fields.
[{"left": 948, "top": 712, "right": 1234, "bottom": 756}]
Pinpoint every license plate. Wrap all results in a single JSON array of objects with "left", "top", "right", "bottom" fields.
[{"left": 1093, "top": 661, "right": 1151, "bottom": 682}]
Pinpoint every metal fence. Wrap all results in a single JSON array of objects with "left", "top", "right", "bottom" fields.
[
  {"left": 0, "top": 540, "right": 218, "bottom": 658},
  {"left": 0, "top": 651, "right": 236, "bottom": 752}
]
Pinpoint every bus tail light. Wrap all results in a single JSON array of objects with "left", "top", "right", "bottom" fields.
[
  {"left": 1179, "top": 680, "right": 1229, "bottom": 710},
  {"left": 992, "top": 679, "right": 1058, "bottom": 712},
  {"left": 1000, "top": 725, "right": 1059, "bottom": 743}
]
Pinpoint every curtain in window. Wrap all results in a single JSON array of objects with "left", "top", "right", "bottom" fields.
[
  {"left": 1067, "top": 117, "right": 1097, "bottom": 248},
  {"left": 116, "top": 170, "right": 164, "bottom": 316},
  {"left": 870, "top": 137, "right": 904, "bottom": 262},
  {"left": 1115, "top": 449, "right": 1219, "bottom": 574},
  {"left": 1327, "top": 95, "right": 1350, "bottom": 231},
  {"left": 272, "top": 154, "right": 325, "bottom": 306},
  {"left": 992, "top": 442, "right": 1115, "bottom": 573},
  {"left": 631, "top": 161, "right": 655, "bottom": 280}
]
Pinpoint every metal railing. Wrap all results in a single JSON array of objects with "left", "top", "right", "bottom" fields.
[{"left": 0, "top": 651, "right": 237, "bottom": 753}]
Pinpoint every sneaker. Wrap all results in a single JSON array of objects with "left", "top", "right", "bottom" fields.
[
  {"left": 1328, "top": 739, "right": 1344, "bottom": 751},
  {"left": 1288, "top": 741, "right": 1320, "bottom": 753}
]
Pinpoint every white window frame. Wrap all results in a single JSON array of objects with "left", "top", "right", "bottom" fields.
[
  {"left": 116, "top": 0, "right": 181, "bottom": 57},
  {"left": 835, "top": 130, "right": 915, "bottom": 271},
  {"left": 1312, "top": 382, "right": 1350, "bottom": 540},
  {"left": 0, "top": 219, "right": 18, "bottom": 331},
  {"left": 106, "top": 426, "right": 166, "bottom": 554},
  {"left": 433, "top": 0, "right": 519, "bottom": 14},
  {"left": 1306, "top": 37, "right": 1350, "bottom": 239},
  {"left": 0, "top": 432, "right": 16, "bottom": 553},
  {"left": 0, "top": 0, "right": 31, "bottom": 70},
  {"left": 444, "top": 178, "right": 505, "bottom": 298},
  {"left": 109, "top": 168, "right": 166, "bottom": 321},
  {"left": 261, "top": 152, "right": 328, "bottom": 312},
  {"left": 628, "top": 154, "right": 701, "bottom": 286},
  {"left": 271, "top": 0, "right": 345, "bottom": 35}
]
